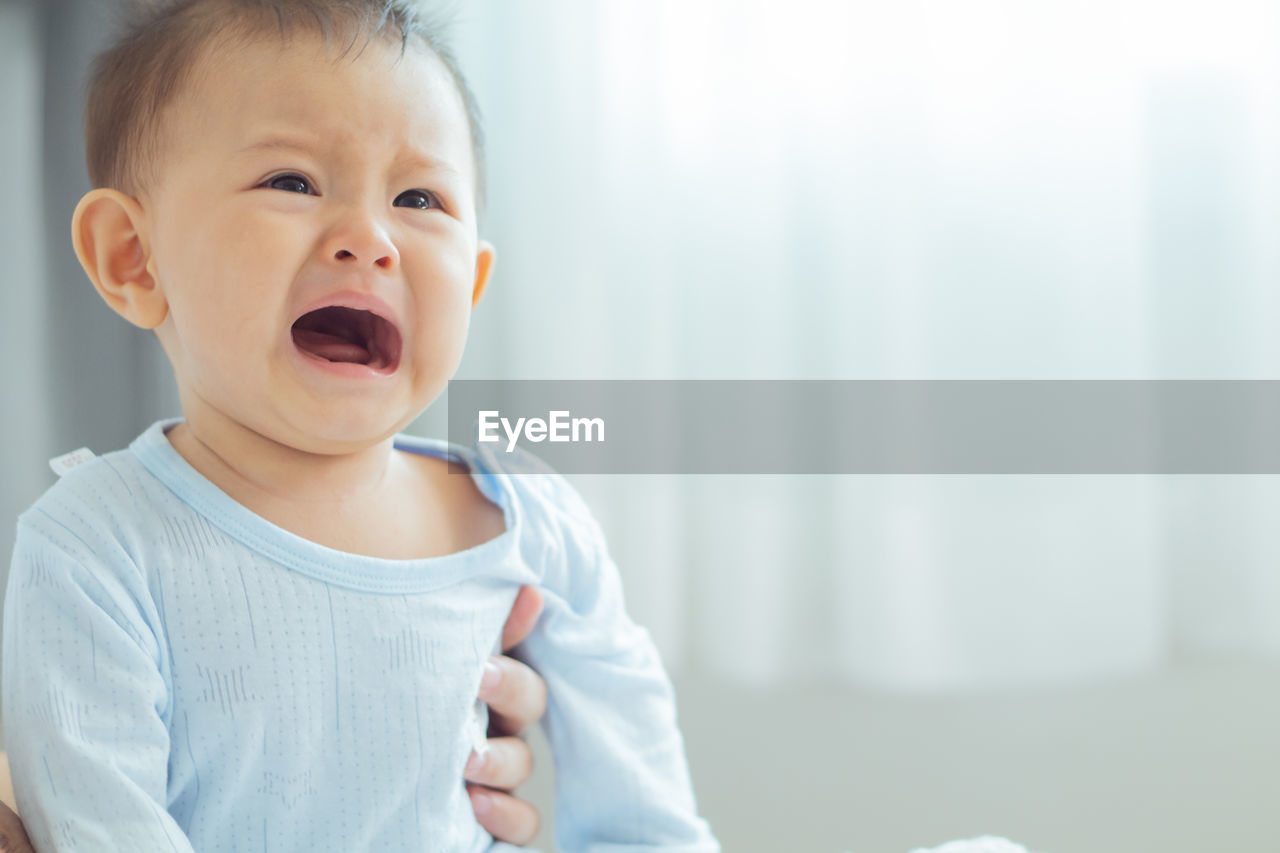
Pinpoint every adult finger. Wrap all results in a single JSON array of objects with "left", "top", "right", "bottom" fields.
[
  {"left": 479, "top": 654, "right": 547, "bottom": 737},
  {"left": 501, "top": 586, "right": 544, "bottom": 652},
  {"left": 463, "top": 736, "right": 534, "bottom": 791},
  {"left": 468, "top": 785, "right": 541, "bottom": 848}
]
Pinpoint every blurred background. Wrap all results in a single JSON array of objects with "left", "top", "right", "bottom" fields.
[{"left": 4, "top": 0, "right": 1280, "bottom": 850}]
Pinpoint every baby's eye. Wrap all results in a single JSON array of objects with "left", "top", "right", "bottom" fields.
[
  {"left": 395, "top": 190, "right": 441, "bottom": 211},
  {"left": 265, "top": 174, "right": 312, "bottom": 194}
]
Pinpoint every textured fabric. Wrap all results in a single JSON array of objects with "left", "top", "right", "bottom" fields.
[{"left": 3, "top": 418, "right": 717, "bottom": 853}]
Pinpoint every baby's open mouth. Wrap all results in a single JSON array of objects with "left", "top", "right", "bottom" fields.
[{"left": 291, "top": 306, "right": 402, "bottom": 372}]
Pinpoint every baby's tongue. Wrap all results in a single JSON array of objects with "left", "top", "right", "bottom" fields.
[{"left": 292, "top": 327, "right": 370, "bottom": 364}]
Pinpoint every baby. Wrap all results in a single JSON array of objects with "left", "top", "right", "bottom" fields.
[{"left": 1, "top": 1, "right": 718, "bottom": 851}]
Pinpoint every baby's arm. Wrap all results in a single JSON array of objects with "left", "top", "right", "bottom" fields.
[
  {"left": 512, "top": 474, "right": 718, "bottom": 852},
  {"left": 3, "top": 517, "right": 197, "bottom": 853}
]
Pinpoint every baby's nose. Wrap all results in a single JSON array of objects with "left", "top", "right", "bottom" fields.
[
  {"left": 325, "top": 212, "right": 399, "bottom": 270},
  {"left": 334, "top": 247, "right": 395, "bottom": 270}
]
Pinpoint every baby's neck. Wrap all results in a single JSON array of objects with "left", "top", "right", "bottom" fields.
[
  {"left": 164, "top": 415, "right": 503, "bottom": 561},
  {"left": 166, "top": 418, "right": 401, "bottom": 510}
]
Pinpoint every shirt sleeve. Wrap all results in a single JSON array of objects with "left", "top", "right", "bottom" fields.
[
  {"left": 511, "top": 471, "right": 720, "bottom": 853},
  {"left": 2, "top": 512, "right": 196, "bottom": 853}
]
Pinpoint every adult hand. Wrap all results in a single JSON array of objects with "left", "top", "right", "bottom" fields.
[
  {"left": 0, "top": 763, "right": 34, "bottom": 853},
  {"left": 466, "top": 585, "right": 548, "bottom": 846}
]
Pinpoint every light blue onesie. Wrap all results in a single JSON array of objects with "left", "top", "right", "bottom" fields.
[{"left": 3, "top": 418, "right": 718, "bottom": 852}]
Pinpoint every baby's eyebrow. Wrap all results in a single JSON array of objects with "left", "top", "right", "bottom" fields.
[
  {"left": 236, "top": 134, "right": 324, "bottom": 158},
  {"left": 236, "top": 134, "right": 461, "bottom": 177},
  {"left": 397, "top": 150, "right": 462, "bottom": 178}
]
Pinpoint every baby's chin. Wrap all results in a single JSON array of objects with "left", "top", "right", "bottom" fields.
[
  {"left": 185, "top": 404, "right": 420, "bottom": 461},
  {"left": 269, "top": 410, "right": 422, "bottom": 454},
  {"left": 172, "top": 360, "right": 446, "bottom": 458}
]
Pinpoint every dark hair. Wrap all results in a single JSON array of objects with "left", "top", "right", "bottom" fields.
[{"left": 84, "top": 0, "right": 486, "bottom": 211}]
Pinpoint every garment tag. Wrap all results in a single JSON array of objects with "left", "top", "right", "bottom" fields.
[{"left": 49, "top": 447, "right": 96, "bottom": 477}]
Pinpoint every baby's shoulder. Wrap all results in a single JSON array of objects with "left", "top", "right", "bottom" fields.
[
  {"left": 469, "top": 442, "right": 597, "bottom": 532},
  {"left": 396, "top": 435, "right": 609, "bottom": 584},
  {"left": 10, "top": 448, "right": 172, "bottom": 654},
  {"left": 18, "top": 446, "right": 175, "bottom": 563},
  {"left": 463, "top": 443, "right": 613, "bottom": 592}
]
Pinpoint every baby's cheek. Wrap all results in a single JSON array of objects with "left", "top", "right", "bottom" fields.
[
  {"left": 427, "top": 239, "right": 480, "bottom": 290},
  {"left": 418, "top": 281, "right": 474, "bottom": 337}
]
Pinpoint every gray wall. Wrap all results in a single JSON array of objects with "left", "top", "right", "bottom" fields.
[
  {"left": 0, "top": 0, "right": 179, "bottom": 721},
  {"left": 0, "top": 0, "right": 180, "bottom": 597}
]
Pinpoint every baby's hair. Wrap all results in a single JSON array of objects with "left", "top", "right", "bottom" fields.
[{"left": 85, "top": 0, "right": 486, "bottom": 210}]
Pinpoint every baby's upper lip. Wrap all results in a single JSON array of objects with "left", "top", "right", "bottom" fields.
[{"left": 293, "top": 290, "right": 401, "bottom": 331}]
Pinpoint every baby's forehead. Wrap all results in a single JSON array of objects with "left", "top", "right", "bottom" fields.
[
  {"left": 194, "top": 29, "right": 452, "bottom": 102},
  {"left": 175, "top": 34, "right": 473, "bottom": 162}
]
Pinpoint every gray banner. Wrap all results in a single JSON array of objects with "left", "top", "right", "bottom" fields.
[{"left": 445, "top": 380, "right": 1280, "bottom": 474}]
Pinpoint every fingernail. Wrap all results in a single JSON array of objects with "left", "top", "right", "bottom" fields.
[
  {"left": 481, "top": 658, "right": 501, "bottom": 691},
  {"left": 465, "top": 750, "right": 487, "bottom": 778},
  {"left": 471, "top": 789, "right": 493, "bottom": 817}
]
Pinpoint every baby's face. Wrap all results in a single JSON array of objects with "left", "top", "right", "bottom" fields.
[{"left": 138, "top": 32, "right": 489, "bottom": 452}]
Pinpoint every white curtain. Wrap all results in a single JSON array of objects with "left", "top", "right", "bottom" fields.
[{"left": 445, "top": 0, "right": 1280, "bottom": 690}]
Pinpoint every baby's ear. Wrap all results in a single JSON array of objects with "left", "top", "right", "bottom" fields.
[
  {"left": 71, "top": 188, "right": 168, "bottom": 329},
  {"left": 471, "top": 239, "right": 496, "bottom": 309}
]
